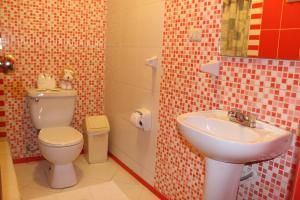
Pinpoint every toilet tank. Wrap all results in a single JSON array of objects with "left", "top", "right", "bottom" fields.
[{"left": 27, "top": 89, "right": 77, "bottom": 129}]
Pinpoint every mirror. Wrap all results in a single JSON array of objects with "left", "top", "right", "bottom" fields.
[{"left": 221, "top": 0, "right": 300, "bottom": 60}]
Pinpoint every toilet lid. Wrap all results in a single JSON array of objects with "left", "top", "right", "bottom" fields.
[{"left": 39, "top": 126, "right": 83, "bottom": 147}]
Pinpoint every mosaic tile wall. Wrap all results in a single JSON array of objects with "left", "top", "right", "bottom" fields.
[
  {"left": 0, "top": 74, "right": 6, "bottom": 137},
  {"left": 220, "top": 58, "right": 299, "bottom": 200},
  {"left": 155, "top": 0, "right": 300, "bottom": 200},
  {"left": 1, "top": 0, "right": 107, "bottom": 159}
]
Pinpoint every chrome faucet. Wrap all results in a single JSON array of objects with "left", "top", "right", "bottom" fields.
[{"left": 228, "top": 109, "right": 256, "bottom": 128}]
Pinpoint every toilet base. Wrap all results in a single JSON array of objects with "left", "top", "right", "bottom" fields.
[{"left": 47, "top": 163, "right": 77, "bottom": 188}]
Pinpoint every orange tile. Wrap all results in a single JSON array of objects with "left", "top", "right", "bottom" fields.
[
  {"left": 258, "top": 30, "right": 280, "bottom": 59},
  {"left": 252, "top": 2, "right": 263, "bottom": 8},
  {"left": 261, "top": 0, "right": 283, "bottom": 29},
  {"left": 281, "top": 1, "right": 300, "bottom": 29},
  {"left": 278, "top": 29, "right": 300, "bottom": 60},
  {"left": 251, "top": 13, "right": 263, "bottom": 19}
]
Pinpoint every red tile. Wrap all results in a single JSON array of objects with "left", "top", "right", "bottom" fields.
[
  {"left": 249, "top": 45, "right": 259, "bottom": 50},
  {"left": 261, "top": 0, "right": 284, "bottom": 29},
  {"left": 281, "top": 1, "right": 300, "bottom": 29},
  {"left": 250, "top": 24, "right": 261, "bottom": 29},
  {"left": 251, "top": 13, "right": 263, "bottom": 19},
  {"left": 252, "top": 3, "right": 263, "bottom": 9},
  {"left": 278, "top": 29, "right": 300, "bottom": 60},
  {"left": 249, "top": 35, "right": 260, "bottom": 40},
  {"left": 0, "top": 132, "right": 6, "bottom": 137},
  {"left": 258, "top": 30, "right": 280, "bottom": 59}
]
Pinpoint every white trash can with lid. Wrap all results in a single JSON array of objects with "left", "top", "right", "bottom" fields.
[{"left": 83, "top": 115, "right": 110, "bottom": 163}]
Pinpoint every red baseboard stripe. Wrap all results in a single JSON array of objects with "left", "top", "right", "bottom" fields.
[
  {"left": 108, "top": 152, "right": 168, "bottom": 200},
  {"left": 13, "top": 156, "right": 45, "bottom": 164}
]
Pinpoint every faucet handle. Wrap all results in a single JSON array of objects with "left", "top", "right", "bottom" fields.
[
  {"left": 228, "top": 108, "right": 242, "bottom": 118},
  {"left": 228, "top": 110, "right": 235, "bottom": 117},
  {"left": 247, "top": 113, "right": 256, "bottom": 121},
  {"left": 235, "top": 111, "right": 246, "bottom": 121},
  {"left": 247, "top": 114, "right": 257, "bottom": 128}
]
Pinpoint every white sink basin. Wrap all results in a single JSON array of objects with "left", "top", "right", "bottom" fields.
[
  {"left": 177, "top": 110, "right": 291, "bottom": 163},
  {"left": 176, "top": 110, "right": 291, "bottom": 200}
]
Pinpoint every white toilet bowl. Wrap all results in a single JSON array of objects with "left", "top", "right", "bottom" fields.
[{"left": 38, "top": 126, "right": 83, "bottom": 188}]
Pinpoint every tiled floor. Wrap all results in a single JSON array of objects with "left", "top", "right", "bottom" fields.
[
  {"left": 14, "top": 155, "right": 159, "bottom": 200},
  {"left": 31, "top": 181, "right": 129, "bottom": 200}
]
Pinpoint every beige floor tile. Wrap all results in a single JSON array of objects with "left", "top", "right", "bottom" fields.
[
  {"left": 15, "top": 155, "right": 158, "bottom": 200},
  {"left": 88, "top": 181, "right": 129, "bottom": 200},
  {"left": 113, "top": 180, "right": 143, "bottom": 200},
  {"left": 75, "top": 157, "right": 119, "bottom": 181},
  {"left": 61, "top": 176, "right": 107, "bottom": 193},
  {"left": 112, "top": 167, "right": 140, "bottom": 186},
  {"left": 139, "top": 188, "right": 160, "bottom": 200},
  {"left": 14, "top": 160, "right": 49, "bottom": 188},
  {"left": 30, "top": 195, "right": 59, "bottom": 200},
  {"left": 56, "top": 187, "right": 93, "bottom": 200},
  {"left": 30, "top": 181, "right": 131, "bottom": 200},
  {"left": 19, "top": 184, "right": 62, "bottom": 200}
]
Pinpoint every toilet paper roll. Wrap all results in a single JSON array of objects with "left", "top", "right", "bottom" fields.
[{"left": 130, "top": 112, "right": 143, "bottom": 129}]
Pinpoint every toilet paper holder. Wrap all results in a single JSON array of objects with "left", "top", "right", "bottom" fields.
[{"left": 130, "top": 108, "right": 151, "bottom": 131}]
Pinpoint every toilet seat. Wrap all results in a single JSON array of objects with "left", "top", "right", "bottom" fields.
[{"left": 39, "top": 126, "right": 83, "bottom": 147}]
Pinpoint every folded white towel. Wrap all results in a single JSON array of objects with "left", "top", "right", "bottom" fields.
[{"left": 38, "top": 74, "right": 56, "bottom": 89}]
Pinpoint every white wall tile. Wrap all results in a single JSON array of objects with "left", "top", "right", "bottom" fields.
[{"left": 105, "top": 0, "right": 164, "bottom": 185}]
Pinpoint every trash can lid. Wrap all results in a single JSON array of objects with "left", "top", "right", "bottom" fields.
[{"left": 86, "top": 115, "right": 110, "bottom": 134}]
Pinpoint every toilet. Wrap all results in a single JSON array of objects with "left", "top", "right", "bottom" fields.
[{"left": 27, "top": 89, "right": 83, "bottom": 189}]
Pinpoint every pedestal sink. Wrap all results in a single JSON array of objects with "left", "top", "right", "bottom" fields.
[{"left": 176, "top": 110, "right": 291, "bottom": 200}]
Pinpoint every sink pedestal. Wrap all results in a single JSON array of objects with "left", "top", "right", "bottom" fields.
[
  {"left": 177, "top": 110, "right": 291, "bottom": 200},
  {"left": 204, "top": 158, "right": 243, "bottom": 200}
]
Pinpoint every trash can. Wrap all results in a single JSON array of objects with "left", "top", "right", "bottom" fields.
[{"left": 83, "top": 115, "right": 110, "bottom": 164}]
